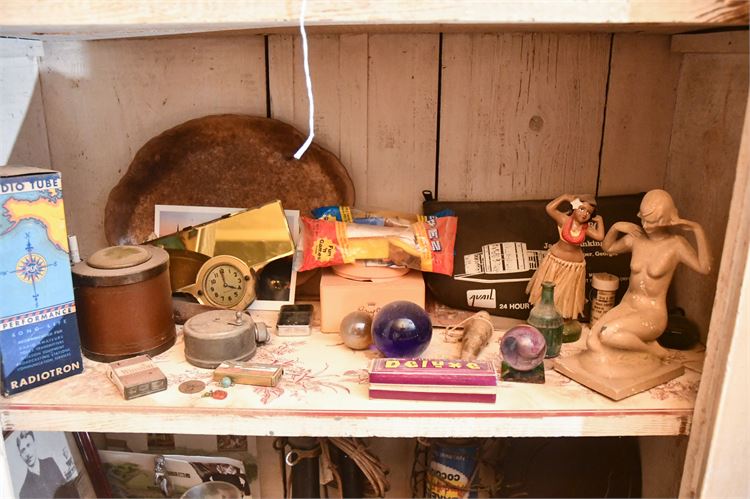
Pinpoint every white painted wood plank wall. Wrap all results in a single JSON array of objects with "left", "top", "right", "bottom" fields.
[
  {"left": 0, "top": 39, "right": 50, "bottom": 168},
  {"left": 598, "top": 34, "right": 681, "bottom": 196},
  {"left": 269, "top": 33, "right": 438, "bottom": 214},
  {"left": 268, "top": 33, "right": 369, "bottom": 180},
  {"left": 438, "top": 33, "right": 610, "bottom": 200},
  {"left": 666, "top": 52, "right": 749, "bottom": 340}
]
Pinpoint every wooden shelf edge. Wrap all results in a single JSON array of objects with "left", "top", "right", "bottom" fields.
[
  {"left": 1, "top": 409, "right": 693, "bottom": 437},
  {"left": 0, "top": 0, "right": 747, "bottom": 40}
]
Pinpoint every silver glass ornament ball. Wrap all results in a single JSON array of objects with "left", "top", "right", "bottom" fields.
[{"left": 339, "top": 311, "right": 373, "bottom": 350}]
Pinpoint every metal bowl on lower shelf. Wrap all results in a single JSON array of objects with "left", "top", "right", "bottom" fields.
[{"left": 180, "top": 481, "right": 243, "bottom": 499}]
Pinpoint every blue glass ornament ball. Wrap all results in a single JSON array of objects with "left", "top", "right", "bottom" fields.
[{"left": 372, "top": 301, "right": 432, "bottom": 357}]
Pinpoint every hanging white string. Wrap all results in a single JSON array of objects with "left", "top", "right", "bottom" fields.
[{"left": 293, "top": 0, "right": 315, "bottom": 160}]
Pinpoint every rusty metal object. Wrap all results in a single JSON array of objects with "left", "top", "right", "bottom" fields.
[
  {"left": 72, "top": 245, "right": 176, "bottom": 362},
  {"left": 172, "top": 296, "right": 219, "bottom": 325},
  {"left": 105, "top": 114, "right": 355, "bottom": 245}
]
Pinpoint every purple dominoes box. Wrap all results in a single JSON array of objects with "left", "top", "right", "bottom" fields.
[{"left": 367, "top": 358, "right": 498, "bottom": 403}]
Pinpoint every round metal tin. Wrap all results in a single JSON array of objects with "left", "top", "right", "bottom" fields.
[
  {"left": 72, "top": 245, "right": 176, "bottom": 362},
  {"left": 183, "top": 310, "right": 258, "bottom": 369},
  {"left": 72, "top": 245, "right": 169, "bottom": 288},
  {"left": 87, "top": 245, "right": 152, "bottom": 269}
]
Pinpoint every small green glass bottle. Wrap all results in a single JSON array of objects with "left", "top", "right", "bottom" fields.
[
  {"left": 527, "top": 281, "right": 564, "bottom": 358},
  {"left": 562, "top": 319, "right": 582, "bottom": 343}
]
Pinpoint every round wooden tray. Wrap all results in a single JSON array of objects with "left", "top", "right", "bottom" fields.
[{"left": 105, "top": 114, "right": 355, "bottom": 245}]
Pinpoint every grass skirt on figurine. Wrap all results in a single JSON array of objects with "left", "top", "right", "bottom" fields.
[{"left": 526, "top": 253, "right": 585, "bottom": 319}]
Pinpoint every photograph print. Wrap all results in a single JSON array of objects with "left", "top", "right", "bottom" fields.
[
  {"left": 4, "top": 430, "right": 94, "bottom": 499},
  {"left": 154, "top": 204, "right": 300, "bottom": 310}
]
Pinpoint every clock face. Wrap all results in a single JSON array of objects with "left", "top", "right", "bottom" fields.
[{"left": 202, "top": 263, "right": 247, "bottom": 308}]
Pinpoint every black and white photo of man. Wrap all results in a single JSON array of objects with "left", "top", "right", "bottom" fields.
[{"left": 10, "top": 431, "right": 79, "bottom": 499}]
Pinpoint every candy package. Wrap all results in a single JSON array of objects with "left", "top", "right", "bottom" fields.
[
  {"left": 299, "top": 215, "right": 458, "bottom": 275},
  {"left": 312, "top": 205, "right": 454, "bottom": 227},
  {"left": 312, "top": 205, "right": 417, "bottom": 227}
]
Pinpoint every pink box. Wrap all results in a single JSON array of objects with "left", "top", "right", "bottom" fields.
[
  {"left": 368, "top": 357, "right": 498, "bottom": 403},
  {"left": 319, "top": 270, "right": 425, "bottom": 333}
]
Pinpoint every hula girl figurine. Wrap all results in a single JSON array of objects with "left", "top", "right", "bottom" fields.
[{"left": 526, "top": 193, "right": 605, "bottom": 320}]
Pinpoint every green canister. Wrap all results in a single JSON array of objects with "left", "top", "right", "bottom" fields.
[{"left": 527, "top": 281, "right": 564, "bottom": 358}]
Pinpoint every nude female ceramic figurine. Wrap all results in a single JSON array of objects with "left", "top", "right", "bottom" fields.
[
  {"left": 585, "top": 189, "right": 712, "bottom": 359},
  {"left": 526, "top": 193, "right": 605, "bottom": 319}
]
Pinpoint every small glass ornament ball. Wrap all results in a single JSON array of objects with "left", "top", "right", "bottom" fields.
[
  {"left": 500, "top": 325, "right": 547, "bottom": 371},
  {"left": 340, "top": 311, "right": 373, "bottom": 350},
  {"left": 372, "top": 301, "right": 432, "bottom": 357}
]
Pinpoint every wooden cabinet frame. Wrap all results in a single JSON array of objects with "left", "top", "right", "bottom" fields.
[{"left": 1, "top": 3, "right": 748, "bottom": 498}]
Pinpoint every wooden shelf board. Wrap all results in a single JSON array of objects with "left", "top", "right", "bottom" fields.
[
  {"left": 0, "top": 310, "right": 703, "bottom": 438},
  {"left": 0, "top": 0, "right": 747, "bottom": 40}
]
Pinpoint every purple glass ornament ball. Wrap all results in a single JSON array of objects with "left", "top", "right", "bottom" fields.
[
  {"left": 372, "top": 301, "right": 432, "bottom": 358},
  {"left": 500, "top": 324, "right": 547, "bottom": 371}
]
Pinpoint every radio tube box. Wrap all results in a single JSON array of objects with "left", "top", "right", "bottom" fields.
[{"left": 0, "top": 166, "right": 84, "bottom": 396}]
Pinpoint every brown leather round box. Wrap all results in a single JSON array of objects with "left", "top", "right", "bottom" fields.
[{"left": 72, "top": 245, "right": 176, "bottom": 362}]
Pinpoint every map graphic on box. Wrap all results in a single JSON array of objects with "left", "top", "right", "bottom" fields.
[{"left": 0, "top": 166, "right": 83, "bottom": 396}]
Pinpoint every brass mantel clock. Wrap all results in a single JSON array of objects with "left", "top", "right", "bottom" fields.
[{"left": 178, "top": 255, "right": 256, "bottom": 310}]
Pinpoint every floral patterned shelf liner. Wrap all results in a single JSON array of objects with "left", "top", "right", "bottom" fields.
[{"left": 1, "top": 308, "right": 704, "bottom": 416}]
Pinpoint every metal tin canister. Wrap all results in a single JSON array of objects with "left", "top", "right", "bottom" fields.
[
  {"left": 426, "top": 438, "right": 481, "bottom": 499},
  {"left": 590, "top": 272, "right": 620, "bottom": 325},
  {"left": 183, "top": 310, "right": 266, "bottom": 369},
  {"left": 72, "top": 245, "right": 175, "bottom": 362}
]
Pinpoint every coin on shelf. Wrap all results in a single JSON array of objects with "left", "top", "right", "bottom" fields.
[{"left": 179, "top": 380, "right": 206, "bottom": 394}]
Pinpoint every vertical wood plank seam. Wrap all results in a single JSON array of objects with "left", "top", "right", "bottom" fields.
[
  {"left": 36, "top": 45, "right": 54, "bottom": 167},
  {"left": 661, "top": 48, "right": 685, "bottom": 190},
  {"left": 433, "top": 32, "right": 443, "bottom": 200},
  {"left": 337, "top": 35, "right": 342, "bottom": 155},
  {"left": 264, "top": 35, "right": 271, "bottom": 118},
  {"left": 595, "top": 34, "right": 614, "bottom": 198},
  {"left": 365, "top": 34, "right": 370, "bottom": 201}
]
